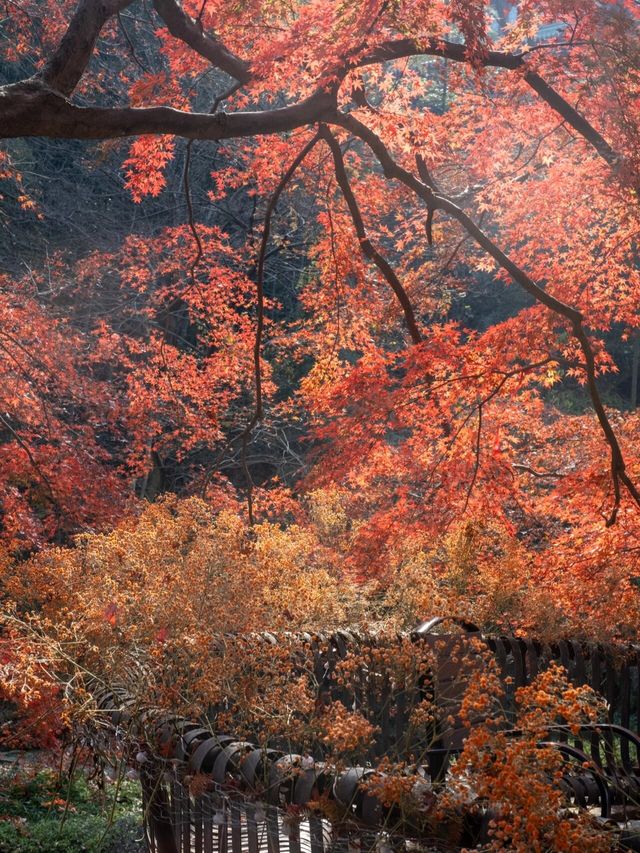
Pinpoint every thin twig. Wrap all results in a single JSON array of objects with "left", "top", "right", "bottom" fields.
[
  {"left": 210, "top": 81, "right": 242, "bottom": 114},
  {"left": 117, "top": 11, "right": 148, "bottom": 72},
  {"left": 241, "top": 131, "right": 322, "bottom": 524},
  {"left": 183, "top": 139, "right": 204, "bottom": 288},
  {"left": 461, "top": 402, "right": 482, "bottom": 516},
  {"left": 0, "top": 412, "right": 58, "bottom": 510},
  {"left": 513, "top": 463, "right": 565, "bottom": 479}
]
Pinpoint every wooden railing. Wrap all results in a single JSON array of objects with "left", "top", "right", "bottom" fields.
[{"left": 88, "top": 625, "right": 640, "bottom": 852}]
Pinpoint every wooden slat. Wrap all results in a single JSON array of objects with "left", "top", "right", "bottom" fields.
[
  {"left": 231, "top": 802, "right": 243, "bottom": 853},
  {"left": 181, "top": 788, "right": 191, "bottom": 853},
  {"left": 266, "top": 805, "right": 281, "bottom": 853},
  {"left": 524, "top": 639, "right": 539, "bottom": 681},
  {"left": 194, "top": 795, "right": 203, "bottom": 853},
  {"left": 203, "top": 793, "right": 213, "bottom": 853},
  {"left": 244, "top": 803, "right": 261, "bottom": 853},
  {"left": 171, "top": 779, "right": 182, "bottom": 851},
  {"left": 308, "top": 815, "right": 325, "bottom": 853},
  {"left": 286, "top": 816, "right": 301, "bottom": 853}
]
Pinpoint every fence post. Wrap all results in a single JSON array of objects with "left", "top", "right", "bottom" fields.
[{"left": 141, "top": 761, "right": 180, "bottom": 853}]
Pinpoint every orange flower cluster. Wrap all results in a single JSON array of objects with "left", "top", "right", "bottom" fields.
[
  {"left": 319, "top": 702, "right": 379, "bottom": 756},
  {"left": 447, "top": 663, "right": 611, "bottom": 852},
  {"left": 362, "top": 757, "right": 435, "bottom": 815}
]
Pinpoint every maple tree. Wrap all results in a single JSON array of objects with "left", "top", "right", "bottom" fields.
[
  {"left": 1, "top": 6, "right": 640, "bottom": 845},
  {"left": 0, "top": 0, "right": 638, "bottom": 627}
]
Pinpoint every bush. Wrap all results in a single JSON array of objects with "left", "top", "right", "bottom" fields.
[{"left": 0, "top": 770, "right": 142, "bottom": 853}]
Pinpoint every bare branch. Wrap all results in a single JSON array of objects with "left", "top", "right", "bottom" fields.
[
  {"left": 182, "top": 140, "right": 203, "bottom": 290},
  {"left": 523, "top": 70, "right": 618, "bottom": 167},
  {"left": 210, "top": 81, "right": 243, "bottom": 114},
  {"left": 513, "top": 463, "right": 565, "bottom": 479},
  {"left": 241, "top": 131, "right": 322, "bottom": 524},
  {"left": 461, "top": 401, "right": 483, "bottom": 516},
  {"left": 571, "top": 320, "right": 640, "bottom": 525},
  {"left": 117, "top": 10, "right": 148, "bottom": 73},
  {"left": 0, "top": 413, "right": 58, "bottom": 510},
  {"left": 361, "top": 37, "right": 523, "bottom": 69}
]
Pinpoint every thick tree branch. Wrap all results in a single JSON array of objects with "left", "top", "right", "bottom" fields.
[
  {"left": 361, "top": 37, "right": 522, "bottom": 69},
  {"left": 571, "top": 321, "right": 640, "bottom": 524},
  {"left": 320, "top": 125, "right": 422, "bottom": 344},
  {"left": 331, "top": 112, "right": 639, "bottom": 522},
  {"left": 332, "top": 113, "right": 583, "bottom": 323},
  {"left": 359, "top": 38, "right": 619, "bottom": 167},
  {"left": 523, "top": 70, "right": 618, "bottom": 167},
  {"left": 152, "top": 0, "right": 250, "bottom": 84},
  {"left": 37, "top": 0, "right": 134, "bottom": 96},
  {"left": 0, "top": 82, "right": 336, "bottom": 140},
  {"left": 5, "top": 11, "right": 620, "bottom": 177}
]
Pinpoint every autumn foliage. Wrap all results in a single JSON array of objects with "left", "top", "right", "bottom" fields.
[{"left": 0, "top": 0, "right": 640, "bottom": 847}]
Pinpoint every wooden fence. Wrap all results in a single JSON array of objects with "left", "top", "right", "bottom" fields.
[{"left": 90, "top": 625, "right": 640, "bottom": 853}]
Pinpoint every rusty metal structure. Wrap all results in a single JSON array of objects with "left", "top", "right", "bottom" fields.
[{"left": 90, "top": 625, "right": 640, "bottom": 853}]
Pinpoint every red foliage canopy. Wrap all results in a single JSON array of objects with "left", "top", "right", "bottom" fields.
[{"left": 0, "top": 0, "right": 639, "bottom": 637}]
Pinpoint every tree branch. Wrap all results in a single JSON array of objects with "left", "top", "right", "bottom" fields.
[
  {"left": 523, "top": 70, "right": 618, "bottom": 167},
  {"left": 0, "top": 82, "right": 336, "bottom": 140},
  {"left": 241, "top": 131, "right": 322, "bottom": 524},
  {"left": 359, "top": 38, "right": 619, "bottom": 167},
  {"left": 320, "top": 125, "right": 422, "bottom": 344},
  {"left": 182, "top": 139, "right": 203, "bottom": 291},
  {"left": 37, "top": 0, "right": 134, "bottom": 96},
  {"left": 461, "top": 401, "right": 483, "bottom": 516},
  {"left": 332, "top": 112, "right": 583, "bottom": 323},
  {"left": 331, "top": 111, "right": 639, "bottom": 523},
  {"left": 7, "top": 13, "right": 621, "bottom": 176},
  {"left": 513, "top": 463, "right": 565, "bottom": 479},
  {"left": 0, "top": 413, "right": 58, "bottom": 511},
  {"left": 152, "top": 0, "right": 250, "bottom": 84}
]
